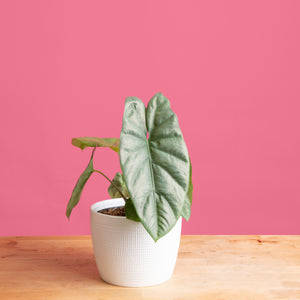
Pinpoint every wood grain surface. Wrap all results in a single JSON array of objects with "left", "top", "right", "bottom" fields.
[{"left": 0, "top": 235, "right": 299, "bottom": 300}]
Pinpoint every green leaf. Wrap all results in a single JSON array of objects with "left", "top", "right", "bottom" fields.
[
  {"left": 181, "top": 158, "right": 193, "bottom": 221},
  {"left": 108, "top": 172, "right": 130, "bottom": 199},
  {"left": 108, "top": 173, "right": 140, "bottom": 222},
  {"left": 186, "top": 158, "right": 193, "bottom": 204},
  {"left": 66, "top": 148, "right": 95, "bottom": 218},
  {"left": 181, "top": 195, "right": 191, "bottom": 221},
  {"left": 120, "top": 93, "right": 190, "bottom": 241},
  {"left": 72, "top": 137, "right": 120, "bottom": 152},
  {"left": 125, "top": 198, "right": 140, "bottom": 222}
]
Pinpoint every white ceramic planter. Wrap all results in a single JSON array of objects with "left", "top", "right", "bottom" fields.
[{"left": 90, "top": 198, "right": 182, "bottom": 287}]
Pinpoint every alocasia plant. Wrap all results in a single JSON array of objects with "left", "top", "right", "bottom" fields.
[{"left": 66, "top": 92, "right": 193, "bottom": 241}]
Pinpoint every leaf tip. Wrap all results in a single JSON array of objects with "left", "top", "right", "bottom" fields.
[
  {"left": 71, "top": 138, "right": 85, "bottom": 150},
  {"left": 66, "top": 210, "right": 71, "bottom": 219}
]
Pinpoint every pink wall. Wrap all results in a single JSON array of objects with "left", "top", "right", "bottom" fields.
[{"left": 0, "top": 0, "right": 299, "bottom": 236}]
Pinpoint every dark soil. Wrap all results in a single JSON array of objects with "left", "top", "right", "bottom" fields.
[{"left": 98, "top": 206, "right": 125, "bottom": 216}]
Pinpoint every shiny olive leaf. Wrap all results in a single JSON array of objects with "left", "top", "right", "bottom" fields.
[
  {"left": 108, "top": 172, "right": 130, "bottom": 199},
  {"left": 72, "top": 137, "right": 119, "bottom": 152},
  {"left": 125, "top": 198, "right": 140, "bottom": 222},
  {"left": 66, "top": 148, "right": 95, "bottom": 218},
  {"left": 181, "top": 158, "right": 193, "bottom": 221},
  {"left": 120, "top": 93, "right": 190, "bottom": 241}
]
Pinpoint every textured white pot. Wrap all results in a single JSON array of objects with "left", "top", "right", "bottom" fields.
[{"left": 90, "top": 198, "right": 182, "bottom": 287}]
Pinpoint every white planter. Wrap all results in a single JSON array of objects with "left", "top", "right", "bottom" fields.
[{"left": 90, "top": 198, "right": 182, "bottom": 287}]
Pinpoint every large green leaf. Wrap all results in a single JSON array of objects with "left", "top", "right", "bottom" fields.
[
  {"left": 72, "top": 137, "right": 119, "bottom": 152},
  {"left": 66, "top": 148, "right": 95, "bottom": 218},
  {"left": 119, "top": 93, "right": 190, "bottom": 241},
  {"left": 108, "top": 172, "right": 130, "bottom": 199},
  {"left": 181, "top": 158, "right": 193, "bottom": 221}
]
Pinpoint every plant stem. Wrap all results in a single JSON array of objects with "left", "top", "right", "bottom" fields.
[{"left": 93, "top": 169, "right": 127, "bottom": 202}]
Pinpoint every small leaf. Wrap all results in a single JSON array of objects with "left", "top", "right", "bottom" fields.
[
  {"left": 125, "top": 198, "right": 140, "bottom": 222},
  {"left": 108, "top": 173, "right": 140, "bottom": 222},
  {"left": 108, "top": 172, "right": 130, "bottom": 199},
  {"left": 66, "top": 148, "right": 95, "bottom": 218},
  {"left": 72, "top": 137, "right": 120, "bottom": 152},
  {"left": 181, "top": 158, "right": 193, "bottom": 221}
]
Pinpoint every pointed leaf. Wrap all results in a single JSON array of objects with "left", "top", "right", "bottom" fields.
[
  {"left": 72, "top": 137, "right": 119, "bottom": 152},
  {"left": 66, "top": 148, "right": 95, "bottom": 218},
  {"left": 108, "top": 172, "right": 130, "bottom": 199},
  {"left": 120, "top": 93, "right": 190, "bottom": 241}
]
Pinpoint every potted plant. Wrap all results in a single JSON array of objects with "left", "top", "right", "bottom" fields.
[{"left": 66, "top": 92, "right": 193, "bottom": 287}]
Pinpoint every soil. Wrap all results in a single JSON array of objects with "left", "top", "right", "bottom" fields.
[{"left": 98, "top": 206, "right": 125, "bottom": 216}]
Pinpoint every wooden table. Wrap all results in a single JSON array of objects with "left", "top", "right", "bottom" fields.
[{"left": 0, "top": 236, "right": 299, "bottom": 299}]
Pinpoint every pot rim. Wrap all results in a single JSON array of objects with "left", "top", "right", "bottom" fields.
[{"left": 90, "top": 198, "right": 126, "bottom": 220}]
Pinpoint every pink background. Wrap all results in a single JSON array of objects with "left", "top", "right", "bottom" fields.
[{"left": 0, "top": 1, "right": 299, "bottom": 236}]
